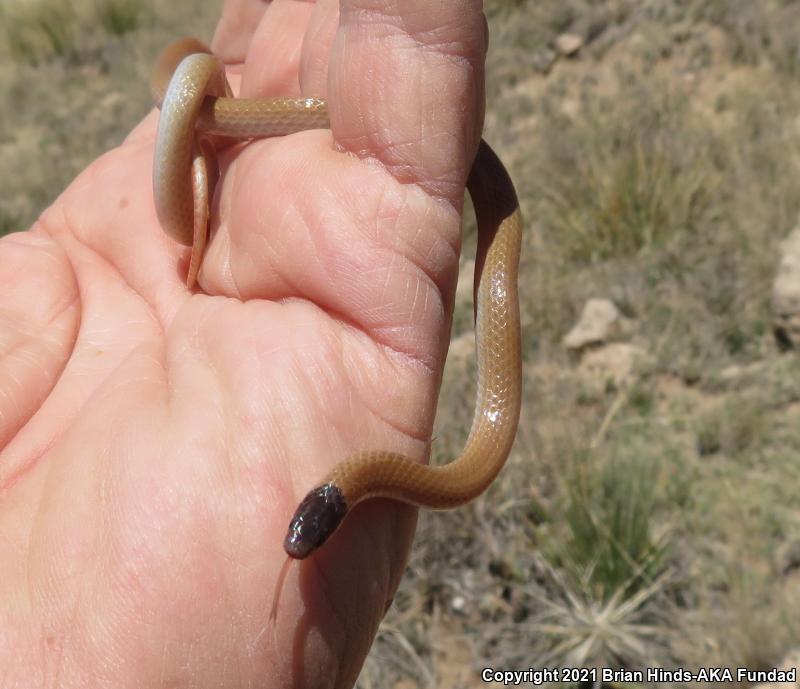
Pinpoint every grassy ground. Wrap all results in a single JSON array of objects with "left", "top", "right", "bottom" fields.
[{"left": 4, "top": 0, "right": 800, "bottom": 686}]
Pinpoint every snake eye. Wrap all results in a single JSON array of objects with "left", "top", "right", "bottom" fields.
[{"left": 284, "top": 483, "right": 348, "bottom": 559}]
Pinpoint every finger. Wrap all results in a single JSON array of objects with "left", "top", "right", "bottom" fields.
[
  {"left": 298, "top": 0, "right": 340, "bottom": 95},
  {"left": 330, "top": 0, "right": 486, "bottom": 202},
  {"left": 213, "top": 0, "right": 318, "bottom": 94},
  {"left": 212, "top": 0, "right": 270, "bottom": 64},
  {"left": 239, "top": 0, "right": 319, "bottom": 96},
  {"left": 0, "top": 233, "right": 79, "bottom": 455}
]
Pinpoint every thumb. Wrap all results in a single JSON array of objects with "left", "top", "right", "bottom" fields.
[{"left": 329, "top": 0, "right": 486, "bottom": 204}]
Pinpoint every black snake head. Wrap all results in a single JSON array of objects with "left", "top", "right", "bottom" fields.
[{"left": 283, "top": 483, "right": 348, "bottom": 559}]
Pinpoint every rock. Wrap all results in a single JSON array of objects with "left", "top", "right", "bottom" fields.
[
  {"left": 772, "top": 227, "right": 800, "bottom": 349},
  {"left": 579, "top": 343, "right": 648, "bottom": 387},
  {"left": 563, "top": 298, "right": 628, "bottom": 352},
  {"left": 554, "top": 33, "right": 584, "bottom": 57}
]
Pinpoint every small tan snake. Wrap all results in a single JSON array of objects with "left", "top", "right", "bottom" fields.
[{"left": 152, "top": 38, "right": 522, "bottom": 559}]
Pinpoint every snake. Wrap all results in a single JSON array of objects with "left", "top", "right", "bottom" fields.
[{"left": 151, "top": 38, "right": 522, "bottom": 560}]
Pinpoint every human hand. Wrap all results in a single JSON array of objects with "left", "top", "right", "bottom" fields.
[{"left": 0, "top": 0, "right": 486, "bottom": 686}]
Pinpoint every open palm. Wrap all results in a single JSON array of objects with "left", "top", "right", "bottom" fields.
[{"left": 0, "top": 0, "right": 486, "bottom": 686}]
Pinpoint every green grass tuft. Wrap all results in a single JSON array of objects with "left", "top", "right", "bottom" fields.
[
  {"left": 95, "top": 0, "right": 144, "bottom": 36},
  {"left": 537, "top": 79, "right": 716, "bottom": 263},
  {"left": 4, "top": 3, "right": 80, "bottom": 65},
  {"left": 554, "top": 451, "right": 668, "bottom": 601}
]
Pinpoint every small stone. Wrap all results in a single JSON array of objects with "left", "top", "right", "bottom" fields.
[
  {"left": 773, "top": 227, "right": 800, "bottom": 349},
  {"left": 579, "top": 343, "right": 648, "bottom": 387},
  {"left": 555, "top": 33, "right": 584, "bottom": 57},
  {"left": 564, "top": 298, "right": 628, "bottom": 352}
]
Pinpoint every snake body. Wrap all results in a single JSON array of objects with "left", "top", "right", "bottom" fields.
[{"left": 152, "top": 39, "right": 522, "bottom": 560}]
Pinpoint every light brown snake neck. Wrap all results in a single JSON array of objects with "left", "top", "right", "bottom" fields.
[{"left": 152, "top": 38, "right": 522, "bottom": 559}]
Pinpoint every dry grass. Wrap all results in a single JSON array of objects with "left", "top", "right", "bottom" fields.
[
  {"left": 4, "top": 0, "right": 800, "bottom": 687},
  {"left": 0, "top": 0, "right": 218, "bottom": 232}
]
